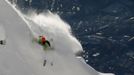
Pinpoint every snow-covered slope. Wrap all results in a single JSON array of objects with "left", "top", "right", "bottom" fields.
[{"left": 0, "top": 0, "right": 114, "bottom": 75}]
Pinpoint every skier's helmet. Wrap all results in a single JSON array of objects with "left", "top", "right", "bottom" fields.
[{"left": 41, "top": 36, "right": 46, "bottom": 42}]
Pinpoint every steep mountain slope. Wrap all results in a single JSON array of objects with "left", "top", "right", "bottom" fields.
[{"left": 0, "top": 0, "right": 114, "bottom": 75}]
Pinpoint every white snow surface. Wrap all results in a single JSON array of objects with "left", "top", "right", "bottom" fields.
[{"left": 0, "top": 0, "right": 115, "bottom": 75}]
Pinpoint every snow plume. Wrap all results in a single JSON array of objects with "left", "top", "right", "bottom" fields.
[
  {"left": 24, "top": 11, "right": 83, "bottom": 56},
  {"left": 6, "top": 0, "right": 83, "bottom": 56}
]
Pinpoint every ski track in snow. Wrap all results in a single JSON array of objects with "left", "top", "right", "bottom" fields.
[{"left": 0, "top": 0, "right": 115, "bottom": 75}]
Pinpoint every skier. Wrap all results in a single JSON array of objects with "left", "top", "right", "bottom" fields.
[{"left": 34, "top": 35, "right": 51, "bottom": 49}]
